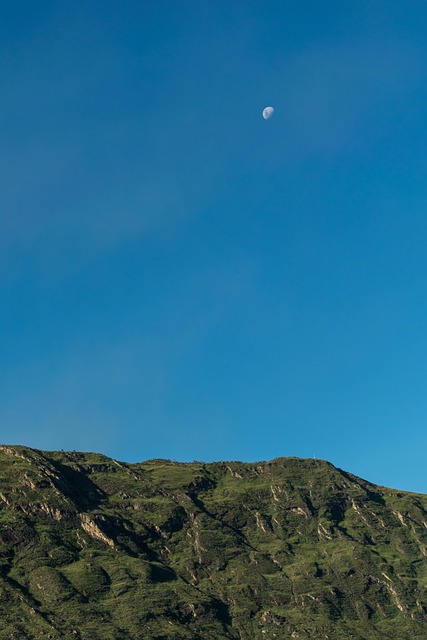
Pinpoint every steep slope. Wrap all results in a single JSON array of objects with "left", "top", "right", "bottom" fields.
[{"left": 0, "top": 445, "right": 426, "bottom": 639}]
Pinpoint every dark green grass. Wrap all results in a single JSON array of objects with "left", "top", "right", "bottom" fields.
[{"left": 0, "top": 445, "right": 426, "bottom": 638}]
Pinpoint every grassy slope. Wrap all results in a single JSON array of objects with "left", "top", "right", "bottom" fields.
[{"left": 0, "top": 445, "right": 427, "bottom": 639}]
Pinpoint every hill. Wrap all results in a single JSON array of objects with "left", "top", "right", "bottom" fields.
[{"left": 0, "top": 445, "right": 426, "bottom": 639}]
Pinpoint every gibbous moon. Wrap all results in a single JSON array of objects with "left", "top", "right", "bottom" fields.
[{"left": 262, "top": 106, "right": 274, "bottom": 120}]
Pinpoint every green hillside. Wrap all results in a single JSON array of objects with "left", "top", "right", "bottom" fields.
[{"left": 0, "top": 445, "right": 426, "bottom": 639}]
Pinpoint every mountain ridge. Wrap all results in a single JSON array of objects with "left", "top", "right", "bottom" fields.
[{"left": 0, "top": 445, "right": 426, "bottom": 639}]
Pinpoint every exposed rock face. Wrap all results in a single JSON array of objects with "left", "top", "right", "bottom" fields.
[
  {"left": 0, "top": 445, "right": 426, "bottom": 639},
  {"left": 79, "top": 513, "right": 115, "bottom": 548}
]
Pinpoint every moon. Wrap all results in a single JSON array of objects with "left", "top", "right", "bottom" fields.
[{"left": 262, "top": 106, "right": 274, "bottom": 120}]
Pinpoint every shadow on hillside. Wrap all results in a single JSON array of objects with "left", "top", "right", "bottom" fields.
[
  {"left": 46, "top": 459, "right": 107, "bottom": 511},
  {"left": 339, "top": 470, "right": 386, "bottom": 506}
]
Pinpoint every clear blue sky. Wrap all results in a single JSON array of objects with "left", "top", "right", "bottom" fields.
[{"left": 2, "top": 1, "right": 427, "bottom": 492}]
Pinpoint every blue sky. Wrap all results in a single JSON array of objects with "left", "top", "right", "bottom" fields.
[{"left": 2, "top": 1, "right": 427, "bottom": 492}]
